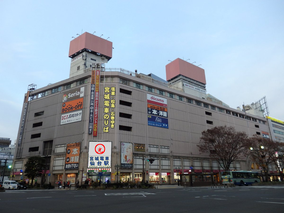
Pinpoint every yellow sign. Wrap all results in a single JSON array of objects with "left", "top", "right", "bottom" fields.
[{"left": 266, "top": 116, "right": 284, "bottom": 125}]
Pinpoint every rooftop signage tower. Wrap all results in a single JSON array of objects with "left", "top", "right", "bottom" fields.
[{"left": 68, "top": 32, "right": 113, "bottom": 77}]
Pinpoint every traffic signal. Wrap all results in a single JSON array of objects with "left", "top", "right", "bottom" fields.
[{"left": 148, "top": 158, "right": 155, "bottom": 164}]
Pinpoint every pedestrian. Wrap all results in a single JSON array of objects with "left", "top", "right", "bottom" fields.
[
  {"left": 57, "top": 180, "right": 61, "bottom": 189},
  {"left": 63, "top": 181, "right": 66, "bottom": 189}
]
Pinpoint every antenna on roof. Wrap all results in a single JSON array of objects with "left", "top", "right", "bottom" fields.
[
  {"left": 100, "top": 34, "right": 103, "bottom": 37},
  {"left": 93, "top": 31, "right": 96, "bottom": 34}
]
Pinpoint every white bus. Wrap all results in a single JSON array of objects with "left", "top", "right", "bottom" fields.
[{"left": 221, "top": 171, "right": 260, "bottom": 186}]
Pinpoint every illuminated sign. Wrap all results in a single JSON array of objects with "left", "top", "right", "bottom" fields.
[
  {"left": 88, "top": 142, "right": 112, "bottom": 171},
  {"left": 65, "top": 142, "right": 81, "bottom": 170},
  {"left": 103, "top": 86, "right": 116, "bottom": 133},
  {"left": 134, "top": 143, "right": 145, "bottom": 152}
]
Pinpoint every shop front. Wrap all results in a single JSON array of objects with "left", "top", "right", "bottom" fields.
[
  {"left": 120, "top": 172, "right": 132, "bottom": 183},
  {"left": 149, "top": 172, "right": 159, "bottom": 184},
  {"left": 88, "top": 170, "right": 111, "bottom": 183}
]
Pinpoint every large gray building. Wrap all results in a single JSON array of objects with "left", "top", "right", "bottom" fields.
[{"left": 14, "top": 33, "right": 270, "bottom": 186}]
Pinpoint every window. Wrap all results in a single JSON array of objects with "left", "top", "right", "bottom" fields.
[
  {"left": 186, "top": 98, "right": 193, "bottom": 104},
  {"left": 160, "top": 146, "right": 170, "bottom": 154},
  {"left": 134, "top": 156, "right": 143, "bottom": 169},
  {"left": 29, "top": 147, "right": 39, "bottom": 152},
  {"left": 54, "top": 144, "right": 66, "bottom": 153},
  {"left": 158, "top": 90, "right": 164, "bottom": 96},
  {"left": 239, "top": 114, "right": 245, "bottom": 118},
  {"left": 245, "top": 116, "right": 251, "bottom": 121},
  {"left": 210, "top": 106, "right": 216, "bottom": 110},
  {"left": 177, "top": 95, "right": 183, "bottom": 101},
  {"left": 43, "top": 140, "right": 53, "bottom": 156},
  {"left": 274, "top": 130, "right": 284, "bottom": 136},
  {"left": 232, "top": 112, "right": 238, "bottom": 117},
  {"left": 173, "top": 159, "right": 182, "bottom": 167},
  {"left": 76, "top": 79, "right": 85, "bottom": 86},
  {"left": 195, "top": 101, "right": 202, "bottom": 106},
  {"left": 51, "top": 87, "right": 58, "bottom": 94},
  {"left": 134, "top": 82, "right": 142, "bottom": 89},
  {"left": 206, "top": 120, "right": 213, "bottom": 125},
  {"left": 77, "top": 66, "right": 80, "bottom": 71},
  {"left": 226, "top": 110, "right": 231, "bottom": 115},
  {"left": 203, "top": 103, "right": 209, "bottom": 108},
  {"left": 119, "top": 112, "right": 132, "bottom": 119},
  {"left": 120, "top": 78, "right": 129, "bottom": 86},
  {"left": 34, "top": 111, "right": 44, "bottom": 117},
  {"left": 183, "top": 159, "right": 191, "bottom": 167},
  {"left": 31, "top": 133, "right": 41, "bottom": 139},
  {"left": 255, "top": 125, "right": 259, "bottom": 128},
  {"left": 149, "top": 157, "right": 159, "bottom": 169},
  {"left": 65, "top": 84, "right": 71, "bottom": 90},
  {"left": 53, "top": 157, "right": 64, "bottom": 170},
  {"left": 256, "top": 132, "right": 261, "bottom": 135},
  {"left": 120, "top": 88, "right": 132, "bottom": 95},
  {"left": 33, "top": 122, "right": 43, "bottom": 128},
  {"left": 147, "top": 86, "right": 153, "bottom": 93},
  {"left": 218, "top": 108, "right": 225, "bottom": 113},
  {"left": 120, "top": 100, "right": 132, "bottom": 107},
  {"left": 149, "top": 144, "right": 159, "bottom": 153},
  {"left": 119, "top": 125, "right": 132, "bottom": 131},
  {"left": 168, "top": 93, "right": 174, "bottom": 98},
  {"left": 161, "top": 158, "right": 170, "bottom": 169},
  {"left": 252, "top": 118, "right": 257, "bottom": 122},
  {"left": 205, "top": 111, "right": 212, "bottom": 116}
]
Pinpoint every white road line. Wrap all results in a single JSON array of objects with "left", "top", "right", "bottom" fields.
[
  {"left": 74, "top": 195, "right": 97, "bottom": 197},
  {"left": 257, "top": 201, "right": 284, "bottom": 205},
  {"left": 105, "top": 192, "right": 155, "bottom": 196},
  {"left": 213, "top": 198, "right": 227, "bottom": 200},
  {"left": 27, "top": 196, "right": 52, "bottom": 199}
]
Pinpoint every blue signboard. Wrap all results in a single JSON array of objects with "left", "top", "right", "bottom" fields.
[{"left": 148, "top": 115, "right": 168, "bottom": 129}]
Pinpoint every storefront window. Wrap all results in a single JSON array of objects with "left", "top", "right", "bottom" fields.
[
  {"left": 120, "top": 172, "right": 132, "bottom": 183},
  {"left": 134, "top": 173, "right": 142, "bottom": 183},
  {"left": 161, "top": 173, "right": 170, "bottom": 184},
  {"left": 149, "top": 172, "right": 159, "bottom": 183}
]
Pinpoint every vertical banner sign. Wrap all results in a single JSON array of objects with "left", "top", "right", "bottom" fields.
[
  {"left": 93, "top": 69, "right": 101, "bottom": 137},
  {"left": 65, "top": 142, "right": 81, "bottom": 170},
  {"left": 121, "top": 142, "right": 133, "bottom": 169},
  {"left": 147, "top": 94, "right": 169, "bottom": 128},
  {"left": 103, "top": 86, "right": 116, "bottom": 133},
  {"left": 88, "top": 71, "right": 96, "bottom": 135}
]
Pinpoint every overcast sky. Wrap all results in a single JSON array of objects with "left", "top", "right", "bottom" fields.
[{"left": 1, "top": 0, "right": 284, "bottom": 144}]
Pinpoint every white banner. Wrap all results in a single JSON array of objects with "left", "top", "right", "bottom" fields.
[
  {"left": 61, "top": 110, "right": 82, "bottom": 125},
  {"left": 88, "top": 142, "right": 112, "bottom": 169}
]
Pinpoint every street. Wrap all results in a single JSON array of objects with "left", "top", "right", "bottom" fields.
[{"left": 0, "top": 186, "right": 284, "bottom": 213}]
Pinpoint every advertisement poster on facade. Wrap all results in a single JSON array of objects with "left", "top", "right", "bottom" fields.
[
  {"left": 65, "top": 142, "right": 81, "bottom": 170},
  {"left": 62, "top": 87, "right": 85, "bottom": 102},
  {"left": 93, "top": 70, "right": 101, "bottom": 137},
  {"left": 147, "top": 94, "right": 169, "bottom": 129},
  {"left": 61, "top": 98, "right": 83, "bottom": 114},
  {"left": 121, "top": 142, "right": 133, "bottom": 169},
  {"left": 88, "top": 142, "right": 112, "bottom": 172},
  {"left": 61, "top": 110, "right": 82, "bottom": 125}
]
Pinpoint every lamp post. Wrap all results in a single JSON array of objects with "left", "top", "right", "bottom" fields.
[{"left": 115, "top": 164, "right": 120, "bottom": 183}]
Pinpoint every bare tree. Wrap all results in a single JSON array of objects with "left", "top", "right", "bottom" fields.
[
  {"left": 198, "top": 126, "right": 248, "bottom": 171},
  {"left": 246, "top": 136, "right": 284, "bottom": 182}
]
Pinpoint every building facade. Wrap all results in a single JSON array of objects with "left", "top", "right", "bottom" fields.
[{"left": 13, "top": 33, "right": 271, "bottom": 186}]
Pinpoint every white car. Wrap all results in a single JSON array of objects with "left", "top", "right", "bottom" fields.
[{"left": 3, "top": 180, "right": 18, "bottom": 190}]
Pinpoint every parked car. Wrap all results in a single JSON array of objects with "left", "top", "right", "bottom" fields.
[
  {"left": 17, "top": 182, "right": 27, "bottom": 190},
  {"left": 2, "top": 180, "right": 18, "bottom": 190}
]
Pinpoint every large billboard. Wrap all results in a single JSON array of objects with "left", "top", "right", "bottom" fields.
[
  {"left": 65, "top": 142, "right": 81, "bottom": 170},
  {"left": 61, "top": 110, "right": 83, "bottom": 125},
  {"left": 147, "top": 94, "right": 169, "bottom": 129},
  {"left": 121, "top": 142, "right": 133, "bottom": 169},
  {"left": 103, "top": 86, "right": 116, "bottom": 133},
  {"left": 88, "top": 142, "right": 112, "bottom": 172}
]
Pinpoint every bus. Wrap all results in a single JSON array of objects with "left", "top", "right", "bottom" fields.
[{"left": 221, "top": 171, "right": 260, "bottom": 186}]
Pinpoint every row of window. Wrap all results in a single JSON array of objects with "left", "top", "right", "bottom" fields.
[
  {"left": 274, "top": 129, "right": 284, "bottom": 136},
  {"left": 272, "top": 123, "right": 284, "bottom": 131},
  {"left": 119, "top": 81, "right": 266, "bottom": 124},
  {"left": 28, "top": 78, "right": 88, "bottom": 101}
]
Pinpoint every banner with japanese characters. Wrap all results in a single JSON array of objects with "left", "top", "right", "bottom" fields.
[
  {"left": 88, "top": 142, "right": 112, "bottom": 172},
  {"left": 147, "top": 94, "right": 169, "bottom": 129},
  {"left": 103, "top": 86, "right": 116, "bottom": 133},
  {"left": 65, "top": 142, "right": 81, "bottom": 170}
]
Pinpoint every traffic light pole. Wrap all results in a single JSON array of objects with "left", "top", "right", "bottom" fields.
[{"left": 142, "top": 156, "right": 145, "bottom": 183}]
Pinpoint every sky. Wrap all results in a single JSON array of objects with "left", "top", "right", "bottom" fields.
[{"left": 1, "top": 0, "right": 284, "bottom": 144}]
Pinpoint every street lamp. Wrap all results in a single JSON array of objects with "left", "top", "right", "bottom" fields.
[{"left": 115, "top": 164, "right": 120, "bottom": 183}]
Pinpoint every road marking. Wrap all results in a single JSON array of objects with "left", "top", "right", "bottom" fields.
[
  {"left": 74, "top": 195, "right": 97, "bottom": 197},
  {"left": 213, "top": 198, "right": 227, "bottom": 200},
  {"left": 105, "top": 192, "right": 155, "bottom": 196},
  {"left": 257, "top": 201, "right": 284, "bottom": 205},
  {"left": 27, "top": 196, "right": 52, "bottom": 199}
]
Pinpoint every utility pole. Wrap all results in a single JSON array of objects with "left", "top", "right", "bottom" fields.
[
  {"left": 1, "top": 159, "right": 7, "bottom": 182},
  {"left": 142, "top": 156, "right": 145, "bottom": 183}
]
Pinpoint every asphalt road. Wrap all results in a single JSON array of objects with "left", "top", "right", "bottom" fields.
[{"left": 1, "top": 186, "right": 284, "bottom": 213}]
